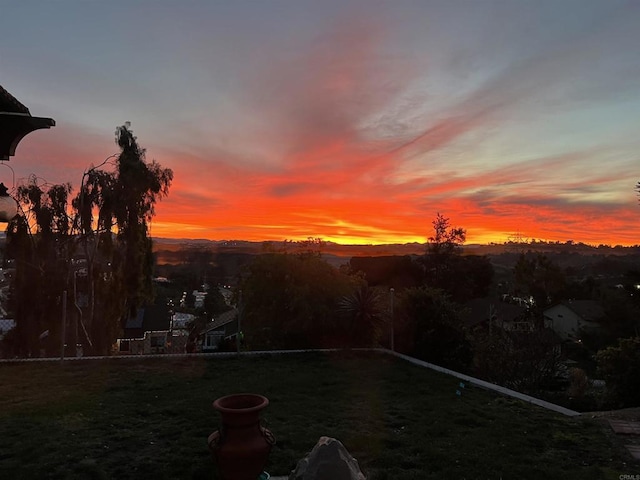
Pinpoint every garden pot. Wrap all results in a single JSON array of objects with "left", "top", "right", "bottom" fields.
[{"left": 208, "top": 393, "right": 275, "bottom": 480}]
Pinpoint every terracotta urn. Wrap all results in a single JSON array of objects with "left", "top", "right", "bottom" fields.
[{"left": 208, "top": 393, "right": 275, "bottom": 480}]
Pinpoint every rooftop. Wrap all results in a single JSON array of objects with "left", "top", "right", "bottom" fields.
[{"left": 0, "top": 84, "right": 55, "bottom": 160}]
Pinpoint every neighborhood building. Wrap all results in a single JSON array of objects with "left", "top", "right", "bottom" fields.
[
  {"left": 115, "top": 303, "right": 239, "bottom": 355},
  {"left": 543, "top": 300, "right": 605, "bottom": 341},
  {"left": 116, "top": 303, "right": 189, "bottom": 355},
  {"left": 200, "top": 309, "right": 238, "bottom": 352},
  {"left": 0, "top": 318, "right": 14, "bottom": 341}
]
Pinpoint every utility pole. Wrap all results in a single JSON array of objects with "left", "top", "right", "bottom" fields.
[
  {"left": 489, "top": 303, "right": 495, "bottom": 340},
  {"left": 390, "top": 288, "right": 395, "bottom": 352},
  {"left": 60, "top": 291, "right": 67, "bottom": 364},
  {"left": 236, "top": 290, "right": 242, "bottom": 354}
]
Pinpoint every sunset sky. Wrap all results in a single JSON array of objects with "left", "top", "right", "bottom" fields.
[{"left": 2, "top": 0, "right": 639, "bottom": 245}]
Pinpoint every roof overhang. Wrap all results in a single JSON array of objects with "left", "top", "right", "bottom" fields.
[{"left": 0, "top": 111, "right": 55, "bottom": 160}]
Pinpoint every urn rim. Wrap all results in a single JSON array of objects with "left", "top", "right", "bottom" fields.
[{"left": 213, "top": 393, "right": 269, "bottom": 414}]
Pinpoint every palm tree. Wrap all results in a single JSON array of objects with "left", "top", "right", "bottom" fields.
[{"left": 338, "top": 285, "right": 384, "bottom": 347}]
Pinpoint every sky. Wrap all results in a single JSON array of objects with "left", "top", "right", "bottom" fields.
[{"left": 1, "top": 0, "right": 639, "bottom": 246}]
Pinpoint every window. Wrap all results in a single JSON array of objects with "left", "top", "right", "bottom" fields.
[
  {"left": 119, "top": 340, "right": 130, "bottom": 352},
  {"left": 150, "top": 335, "right": 165, "bottom": 348}
]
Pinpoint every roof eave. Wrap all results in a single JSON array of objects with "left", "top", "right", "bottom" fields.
[{"left": 0, "top": 112, "right": 56, "bottom": 160}]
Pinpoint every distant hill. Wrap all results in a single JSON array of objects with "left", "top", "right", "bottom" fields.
[
  {"left": 151, "top": 238, "right": 640, "bottom": 289},
  {"left": 151, "top": 238, "right": 429, "bottom": 263},
  {"left": 152, "top": 237, "right": 640, "bottom": 264}
]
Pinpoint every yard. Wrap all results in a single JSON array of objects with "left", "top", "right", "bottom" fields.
[{"left": 0, "top": 351, "right": 632, "bottom": 479}]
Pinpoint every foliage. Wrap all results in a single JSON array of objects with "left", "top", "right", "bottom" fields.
[
  {"left": 203, "top": 286, "right": 231, "bottom": 317},
  {"left": 179, "top": 245, "right": 216, "bottom": 288},
  {"left": 600, "top": 289, "right": 640, "bottom": 343},
  {"left": 421, "top": 214, "right": 491, "bottom": 302},
  {"left": 5, "top": 124, "right": 172, "bottom": 357},
  {"left": 427, "top": 212, "right": 466, "bottom": 256},
  {"left": 239, "top": 253, "right": 356, "bottom": 349},
  {"left": 71, "top": 123, "right": 173, "bottom": 354},
  {"left": 596, "top": 337, "right": 640, "bottom": 407},
  {"left": 562, "top": 275, "right": 600, "bottom": 302},
  {"left": 471, "top": 327, "right": 562, "bottom": 394},
  {"left": 294, "top": 237, "right": 326, "bottom": 257},
  {"left": 337, "top": 285, "right": 386, "bottom": 347},
  {"left": 513, "top": 253, "right": 566, "bottom": 311},
  {"left": 397, "top": 286, "right": 472, "bottom": 371},
  {"left": 567, "top": 367, "right": 590, "bottom": 399},
  {"left": 112, "top": 123, "right": 173, "bottom": 312},
  {"left": 422, "top": 213, "right": 465, "bottom": 291},
  {"left": 448, "top": 255, "right": 495, "bottom": 301},
  {"left": 5, "top": 177, "right": 74, "bottom": 356},
  {"left": 349, "top": 256, "right": 422, "bottom": 290}
]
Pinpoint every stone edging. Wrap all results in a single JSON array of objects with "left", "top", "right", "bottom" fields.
[{"left": 378, "top": 348, "right": 581, "bottom": 417}]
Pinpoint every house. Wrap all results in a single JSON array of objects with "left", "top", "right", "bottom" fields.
[
  {"left": 116, "top": 303, "right": 188, "bottom": 355},
  {"left": 0, "top": 318, "right": 15, "bottom": 341},
  {"left": 200, "top": 309, "right": 238, "bottom": 352},
  {"left": 543, "top": 300, "right": 605, "bottom": 341},
  {"left": 171, "top": 312, "right": 195, "bottom": 332},
  {"left": 116, "top": 330, "right": 189, "bottom": 355},
  {"left": 192, "top": 290, "right": 207, "bottom": 309}
]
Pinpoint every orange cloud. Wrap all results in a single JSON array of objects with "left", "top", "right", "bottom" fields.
[{"left": 6, "top": 13, "right": 640, "bottom": 248}]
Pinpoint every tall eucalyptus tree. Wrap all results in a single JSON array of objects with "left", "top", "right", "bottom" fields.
[
  {"left": 5, "top": 123, "right": 172, "bottom": 356},
  {"left": 73, "top": 123, "right": 173, "bottom": 354}
]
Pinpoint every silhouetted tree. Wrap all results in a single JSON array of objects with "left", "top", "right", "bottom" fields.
[
  {"left": 349, "top": 256, "right": 422, "bottom": 291},
  {"left": 513, "top": 253, "right": 565, "bottom": 311},
  {"left": 428, "top": 213, "right": 466, "bottom": 255},
  {"left": 72, "top": 124, "right": 172, "bottom": 354},
  {"left": 203, "top": 286, "right": 230, "bottom": 317},
  {"left": 461, "top": 255, "right": 495, "bottom": 298},
  {"left": 296, "top": 237, "right": 325, "bottom": 257},
  {"left": 422, "top": 213, "right": 466, "bottom": 291},
  {"left": 338, "top": 285, "right": 385, "bottom": 346},
  {"left": 5, "top": 177, "right": 74, "bottom": 356},
  {"left": 397, "top": 286, "right": 472, "bottom": 371},
  {"left": 597, "top": 337, "right": 640, "bottom": 407},
  {"left": 600, "top": 290, "right": 640, "bottom": 343},
  {"left": 430, "top": 254, "right": 495, "bottom": 302},
  {"left": 472, "top": 327, "right": 562, "bottom": 394},
  {"left": 181, "top": 245, "right": 215, "bottom": 289},
  {"left": 5, "top": 125, "right": 172, "bottom": 357},
  {"left": 421, "top": 213, "right": 492, "bottom": 302},
  {"left": 239, "top": 253, "right": 355, "bottom": 349}
]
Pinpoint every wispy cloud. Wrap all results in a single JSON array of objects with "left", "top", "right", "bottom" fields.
[{"left": 4, "top": 2, "right": 640, "bottom": 245}]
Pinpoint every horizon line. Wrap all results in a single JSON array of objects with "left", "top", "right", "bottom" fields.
[{"left": 150, "top": 237, "right": 640, "bottom": 249}]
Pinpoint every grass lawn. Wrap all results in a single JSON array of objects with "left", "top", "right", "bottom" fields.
[{"left": 0, "top": 351, "right": 633, "bottom": 479}]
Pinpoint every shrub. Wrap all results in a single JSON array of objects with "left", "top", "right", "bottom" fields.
[{"left": 596, "top": 337, "right": 640, "bottom": 407}]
